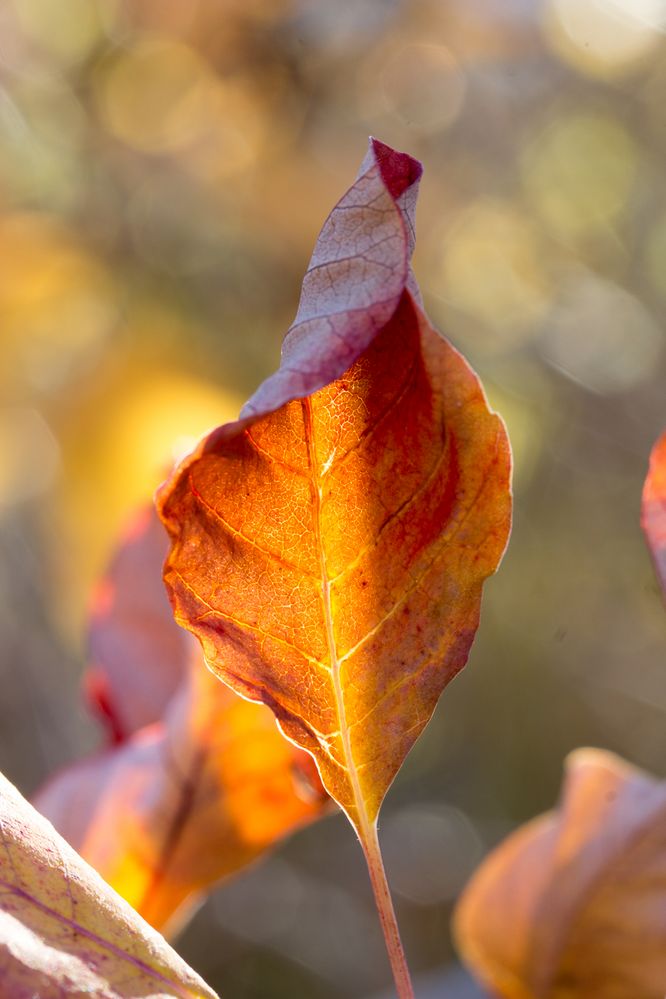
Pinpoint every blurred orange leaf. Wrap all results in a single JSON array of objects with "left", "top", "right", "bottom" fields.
[
  {"left": 642, "top": 429, "right": 666, "bottom": 599},
  {"left": 36, "top": 508, "right": 328, "bottom": 934},
  {"left": 0, "top": 769, "right": 217, "bottom": 998},
  {"left": 454, "top": 748, "right": 666, "bottom": 999},
  {"left": 157, "top": 138, "right": 512, "bottom": 839}
]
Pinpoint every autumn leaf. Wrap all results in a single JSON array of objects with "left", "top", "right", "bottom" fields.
[
  {"left": 157, "top": 138, "right": 512, "bottom": 835},
  {"left": 85, "top": 504, "right": 190, "bottom": 743},
  {"left": 0, "top": 769, "right": 217, "bottom": 999},
  {"left": 642, "top": 429, "right": 666, "bottom": 599},
  {"left": 36, "top": 508, "right": 328, "bottom": 934},
  {"left": 454, "top": 748, "right": 666, "bottom": 999},
  {"left": 156, "top": 138, "right": 512, "bottom": 992}
]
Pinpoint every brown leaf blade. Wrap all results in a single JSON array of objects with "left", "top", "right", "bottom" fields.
[
  {"left": 0, "top": 769, "right": 218, "bottom": 999},
  {"left": 157, "top": 139, "right": 512, "bottom": 834},
  {"left": 36, "top": 510, "right": 328, "bottom": 934},
  {"left": 454, "top": 749, "right": 666, "bottom": 999},
  {"left": 642, "top": 429, "right": 666, "bottom": 599}
]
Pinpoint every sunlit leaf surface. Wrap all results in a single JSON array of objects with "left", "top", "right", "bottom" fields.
[{"left": 158, "top": 139, "right": 512, "bottom": 835}]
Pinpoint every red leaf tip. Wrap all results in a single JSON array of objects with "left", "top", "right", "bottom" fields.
[
  {"left": 83, "top": 666, "right": 126, "bottom": 746},
  {"left": 370, "top": 138, "right": 423, "bottom": 199}
]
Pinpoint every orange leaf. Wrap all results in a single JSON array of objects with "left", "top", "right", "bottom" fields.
[
  {"left": 36, "top": 508, "right": 328, "bottom": 934},
  {"left": 454, "top": 749, "right": 666, "bottom": 999},
  {"left": 642, "top": 429, "right": 666, "bottom": 599},
  {"left": 157, "top": 138, "right": 512, "bottom": 835},
  {"left": 0, "top": 769, "right": 217, "bottom": 998}
]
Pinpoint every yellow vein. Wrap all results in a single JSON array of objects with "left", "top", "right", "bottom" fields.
[
  {"left": 337, "top": 431, "right": 503, "bottom": 667},
  {"left": 188, "top": 472, "right": 317, "bottom": 580},
  {"left": 303, "top": 396, "right": 369, "bottom": 830}
]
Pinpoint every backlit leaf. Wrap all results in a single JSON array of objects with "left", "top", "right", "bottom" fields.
[
  {"left": 36, "top": 509, "right": 328, "bottom": 934},
  {"left": 157, "top": 138, "right": 512, "bottom": 837},
  {"left": 642, "top": 429, "right": 666, "bottom": 599},
  {"left": 454, "top": 748, "right": 666, "bottom": 999},
  {"left": 0, "top": 769, "right": 217, "bottom": 998}
]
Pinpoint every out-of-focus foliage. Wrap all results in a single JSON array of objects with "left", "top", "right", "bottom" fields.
[
  {"left": 0, "top": 1, "right": 664, "bottom": 996},
  {"left": 0, "top": 770, "right": 217, "bottom": 999},
  {"left": 454, "top": 748, "right": 666, "bottom": 999},
  {"left": 158, "top": 139, "right": 511, "bottom": 837},
  {"left": 35, "top": 506, "right": 329, "bottom": 936}
]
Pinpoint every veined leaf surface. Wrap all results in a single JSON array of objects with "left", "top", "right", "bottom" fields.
[
  {"left": 0, "top": 769, "right": 217, "bottom": 999},
  {"left": 157, "top": 139, "right": 512, "bottom": 835}
]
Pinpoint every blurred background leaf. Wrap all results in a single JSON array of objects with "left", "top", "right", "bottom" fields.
[{"left": 0, "top": 0, "right": 664, "bottom": 996}]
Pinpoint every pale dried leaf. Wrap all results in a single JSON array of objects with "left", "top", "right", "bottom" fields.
[
  {"left": 0, "top": 770, "right": 217, "bottom": 999},
  {"left": 454, "top": 748, "right": 666, "bottom": 999}
]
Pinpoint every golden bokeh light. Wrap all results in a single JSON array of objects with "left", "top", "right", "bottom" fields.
[
  {"left": 543, "top": 0, "right": 666, "bottom": 79},
  {"left": 433, "top": 199, "right": 550, "bottom": 349},
  {"left": 94, "top": 36, "right": 219, "bottom": 155},
  {"left": 0, "top": 213, "right": 117, "bottom": 392},
  {"left": 0, "top": 407, "right": 60, "bottom": 508},
  {"left": 539, "top": 268, "right": 663, "bottom": 392},
  {"left": 179, "top": 75, "right": 269, "bottom": 185},
  {"left": 0, "top": 77, "right": 86, "bottom": 210},
  {"left": 12, "top": 0, "right": 116, "bottom": 67},
  {"left": 522, "top": 111, "right": 638, "bottom": 243},
  {"left": 358, "top": 41, "right": 466, "bottom": 135},
  {"left": 54, "top": 358, "right": 245, "bottom": 638}
]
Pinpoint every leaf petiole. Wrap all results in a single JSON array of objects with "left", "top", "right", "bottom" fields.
[{"left": 360, "top": 821, "right": 415, "bottom": 999}]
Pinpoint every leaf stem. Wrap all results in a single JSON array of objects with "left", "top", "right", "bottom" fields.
[
  {"left": 302, "top": 395, "right": 413, "bottom": 996},
  {"left": 360, "top": 821, "right": 415, "bottom": 999}
]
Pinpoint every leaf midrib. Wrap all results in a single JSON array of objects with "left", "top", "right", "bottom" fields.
[{"left": 302, "top": 396, "right": 370, "bottom": 835}]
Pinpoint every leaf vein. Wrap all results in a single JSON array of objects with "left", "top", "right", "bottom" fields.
[
  {"left": 0, "top": 880, "right": 196, "bottom": 997},
  {"left": 324, "top": 355, "right": 419, "bottom": 480},
  {"left": 338, "top": 430, "right": 503, "bottom": 666},
  {"left": 189, "top": 472, "right": 317, "bottom": 580},
  {"left": 244, "top": 429, "right": 307, "bottom": 478},
  {"left": 171, "top": 569, "right": 331, "bottom": 675}
]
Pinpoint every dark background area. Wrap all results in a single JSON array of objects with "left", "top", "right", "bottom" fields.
[{"left": 0, "top": 0, "right": 664, "bottom": 995}]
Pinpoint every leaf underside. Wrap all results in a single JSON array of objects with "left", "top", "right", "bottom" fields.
[
  {"left": 0, "top": 770, "right": 217, "bottom": 999},
  {"left": 158, "top": 139, "right": 512, "bottom": 835}
]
